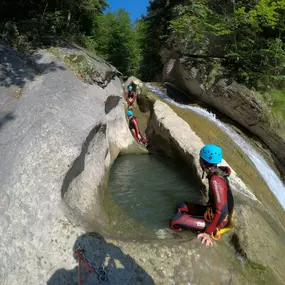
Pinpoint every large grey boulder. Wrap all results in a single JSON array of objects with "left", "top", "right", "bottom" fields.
[
  {"left": 0, "top": 44, "right": 139, "bottom": 285},
  {"left": 54, "top": 41, "right": 122, "bottom": 88}
]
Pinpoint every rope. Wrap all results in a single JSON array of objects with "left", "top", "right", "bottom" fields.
[
  {"left": 74, "top": 248, "right": 107, "bottom": 284},
  {"left": 77, "top": 253, "right": 82, "bottom": 285}
]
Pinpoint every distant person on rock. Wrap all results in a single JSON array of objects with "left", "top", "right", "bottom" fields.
[
  {"left": 127, "top": 110, "right": 148, "bottom": 146},
  {"left": 169, "top": 144, "right": 234, "bottom": 247},
  {"left": 125, "top": 85, "right": 136, "bottom": 109}
]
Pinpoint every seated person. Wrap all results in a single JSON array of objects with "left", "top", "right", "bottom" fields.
[
  {"left": 125, "top": 85, "right": 136, "bottom": 109},
  {"left": 126, "top": 110, "right": 148, "bottom": 146},
  {"left": 169, "top": 144, "right": 234, "bottom": 247}
]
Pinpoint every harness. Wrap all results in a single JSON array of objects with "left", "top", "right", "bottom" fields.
[
  {"left": 204, "top": 208, "right": 234, "bottom": 240},
  {"left": 205, "top": 168, "right": 235, "bottom": 240},
  {"left": 129, "top": 116, "right": 137, "bottom": 131},
  {"left": 127, "top": 91, "right": 135, "bottom": 99}
]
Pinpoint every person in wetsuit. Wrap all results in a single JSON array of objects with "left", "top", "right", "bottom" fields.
[
  {"left": 169, "top": 144, "right": 234, "bottom": 247},
  {"left": 125, "top": 85, "right": 136, "bottom": 109},
  {"left": 126, "top": 110, "right": 148, "bottom": 146}
]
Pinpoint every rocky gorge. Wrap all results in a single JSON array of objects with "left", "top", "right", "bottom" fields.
[
  {"left": 159, "top": 48, "right": 285, "bottom": 178},
  {"left": 1, "top": 40, "right": 285, "bottom": 285}
]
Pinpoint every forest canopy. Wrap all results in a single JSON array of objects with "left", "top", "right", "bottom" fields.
[{"left": 1, "top": 0, "right": 285, "bottom": 91}]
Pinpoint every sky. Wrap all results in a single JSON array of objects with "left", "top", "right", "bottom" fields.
[{"left": 105, "top": 0, "right": 149, "bottom": 22}]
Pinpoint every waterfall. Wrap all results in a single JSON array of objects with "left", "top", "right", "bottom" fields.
[{"left": 146, "top": 83, "right": 285, "bottom": 210}]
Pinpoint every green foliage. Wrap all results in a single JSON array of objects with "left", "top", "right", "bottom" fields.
[
  {"left": 264, "top": 89, "right": 285, "bottom": 127},
  {"left": 169, "top": 1, "right": 231, "bottom": 55},
  {"left": 140, "top": 0, "right": 285, "bottom": 90},
  {"left": 91, "top": 8, "right": 140, "bottom": 75},
  {"left": 0, "top": 0, "right": 108, "bottom": 48},
  {"left": 222, "top": 0, "right": 285, "bottom": 89},
  {"left": 137, "top": 0, "right": 177, "bottom": 81}
]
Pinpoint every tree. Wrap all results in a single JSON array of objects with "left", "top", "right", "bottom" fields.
[
  {"left": 0, "top": 0, "right": 108, "bottom": 43},
  {"left": 138, "top": 0, "right": 177, "bottom": 81},
  {"left": 139, "top": 0, "right": 285, "bottom": 89},
  {"left": 92, "top": 8, "right": 139, "bottom": 75}
]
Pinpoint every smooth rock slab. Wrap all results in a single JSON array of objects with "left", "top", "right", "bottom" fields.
[{"left": 0, "top": 47, "right": 134, "bottom": 285}]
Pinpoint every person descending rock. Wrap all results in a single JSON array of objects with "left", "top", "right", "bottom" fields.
[
  {"left": 169, "top": 144, "right": 234, "bottom": 247},
  {"left": 125, "top": 85, "right": 136, "bottom": 109},
  {"left": 127, "top": 110, "right": 148, "bottom": 146}
]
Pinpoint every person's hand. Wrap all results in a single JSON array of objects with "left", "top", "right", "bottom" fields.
[{"left": 197, "top": 233, "right": 213, "bottom": 247}]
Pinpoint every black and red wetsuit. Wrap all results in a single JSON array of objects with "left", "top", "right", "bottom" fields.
[
  {"left": 169, "top": 166, "right": 234, "bottom": 235},
  {"left": 125, "top": 91, "right": 136, "bottom": 108},
  {"left": 129, "top": 116, "right": 147, "bottom": 144}
]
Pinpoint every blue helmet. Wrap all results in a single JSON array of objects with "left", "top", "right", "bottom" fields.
[
  {"left": 128, "top": 85, "right": 133, "bottom": 91},
  {"left": 200, "top": 144, "right": 222, "bottom": 164},
  {"left": 127, "top": 110, "right": 133, "bottom": 116}
]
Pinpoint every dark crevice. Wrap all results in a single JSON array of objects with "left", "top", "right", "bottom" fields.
[
  {"left": 104, "top": 149, "right": 109, "bottom": 159},
  {"left": 61, "top": 123, "right": 106, "bottom": 198},
  {"left": 181, "top": 52, "right": 225, "bottom": 59},
  {"left": 105, "top": 95, "right": 121, "bottom": 114},
  {"left": 230, "top": 233, "right": 247, "bottom": 259}
]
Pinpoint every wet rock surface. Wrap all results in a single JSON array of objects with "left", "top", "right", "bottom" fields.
[{"left": 0, "top": 43, "right": 139, "bottom": 285}]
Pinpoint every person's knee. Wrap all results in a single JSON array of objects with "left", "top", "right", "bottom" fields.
[
  {"left": 169, "top": 212, "right": 184, "bottom": 232},
  {"left": 176, "top": 202, "right": 189, "bottom": 213}
]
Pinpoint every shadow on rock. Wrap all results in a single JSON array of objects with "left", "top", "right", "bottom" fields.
[
  {"left": 47, "top": 233, "right": 155, "bottom": 285},
  {"left": 0, "top": 112, "right": 14, "bottom": 130},
  {"left": 165, "top": 82, "right": 197, "bottom": 105},
  {"left": 105, "top": 96, "right": 121, "bottom": 115},
  {"left": 0, "top": 40, "right": 65, "bottom": 88}
]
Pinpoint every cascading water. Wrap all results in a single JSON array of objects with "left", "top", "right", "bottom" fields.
[{"left": 146, "top": 83, "right": 285, "bottom": 210}]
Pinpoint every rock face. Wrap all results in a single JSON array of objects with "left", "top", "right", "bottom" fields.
[
  {"left": 53, "top": 41, "right": 122, "bottom": 88},
  {"left": 0, "top": 43, "right": 142, "bottom": 285},
  {"left": 161, "top": 50, "right": 285, "bottom": 174}
]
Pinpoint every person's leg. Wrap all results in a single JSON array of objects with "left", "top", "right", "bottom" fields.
[
  {"left": 129, "top": 98, "right": 134, "bottom": 107},
  {"left": 131, "top": 129, "right": 139, "bottom": 141},
  {"left": 176, "top": 202, "right": 207, "bottom": 216},
  {"left": 169, "top": 212, "right": 207, "bottom": 232},
  {"left": 138, "top": 133, "right": 147, "bottom": 144},
  {"left": 127, "top": 98, "right": 133, "bottom": 107}
]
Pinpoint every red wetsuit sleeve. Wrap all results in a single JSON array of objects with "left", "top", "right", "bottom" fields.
[
  {"left": 131, "top": 117, "right": 140, "bottom": 135},
  {"left": 204, "top": 175, "right": 228, "bottom": 234},
  {"left": 125, "top": 92, "right": 129, "bottom": 100}
]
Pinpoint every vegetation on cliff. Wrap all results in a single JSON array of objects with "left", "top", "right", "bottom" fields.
[
  {"left": 0, "top": 0, "right": 139, "bottom": 76},
  {"left": 1, "top": 0, "right": 285, "bottom": 119},
  {"left": 137, "top": 0, "right": 285, "bottom": 125}
]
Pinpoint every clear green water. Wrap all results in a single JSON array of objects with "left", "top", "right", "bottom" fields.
[{"left": 108, "top": 154, "right": 201, "bottom": 233}]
